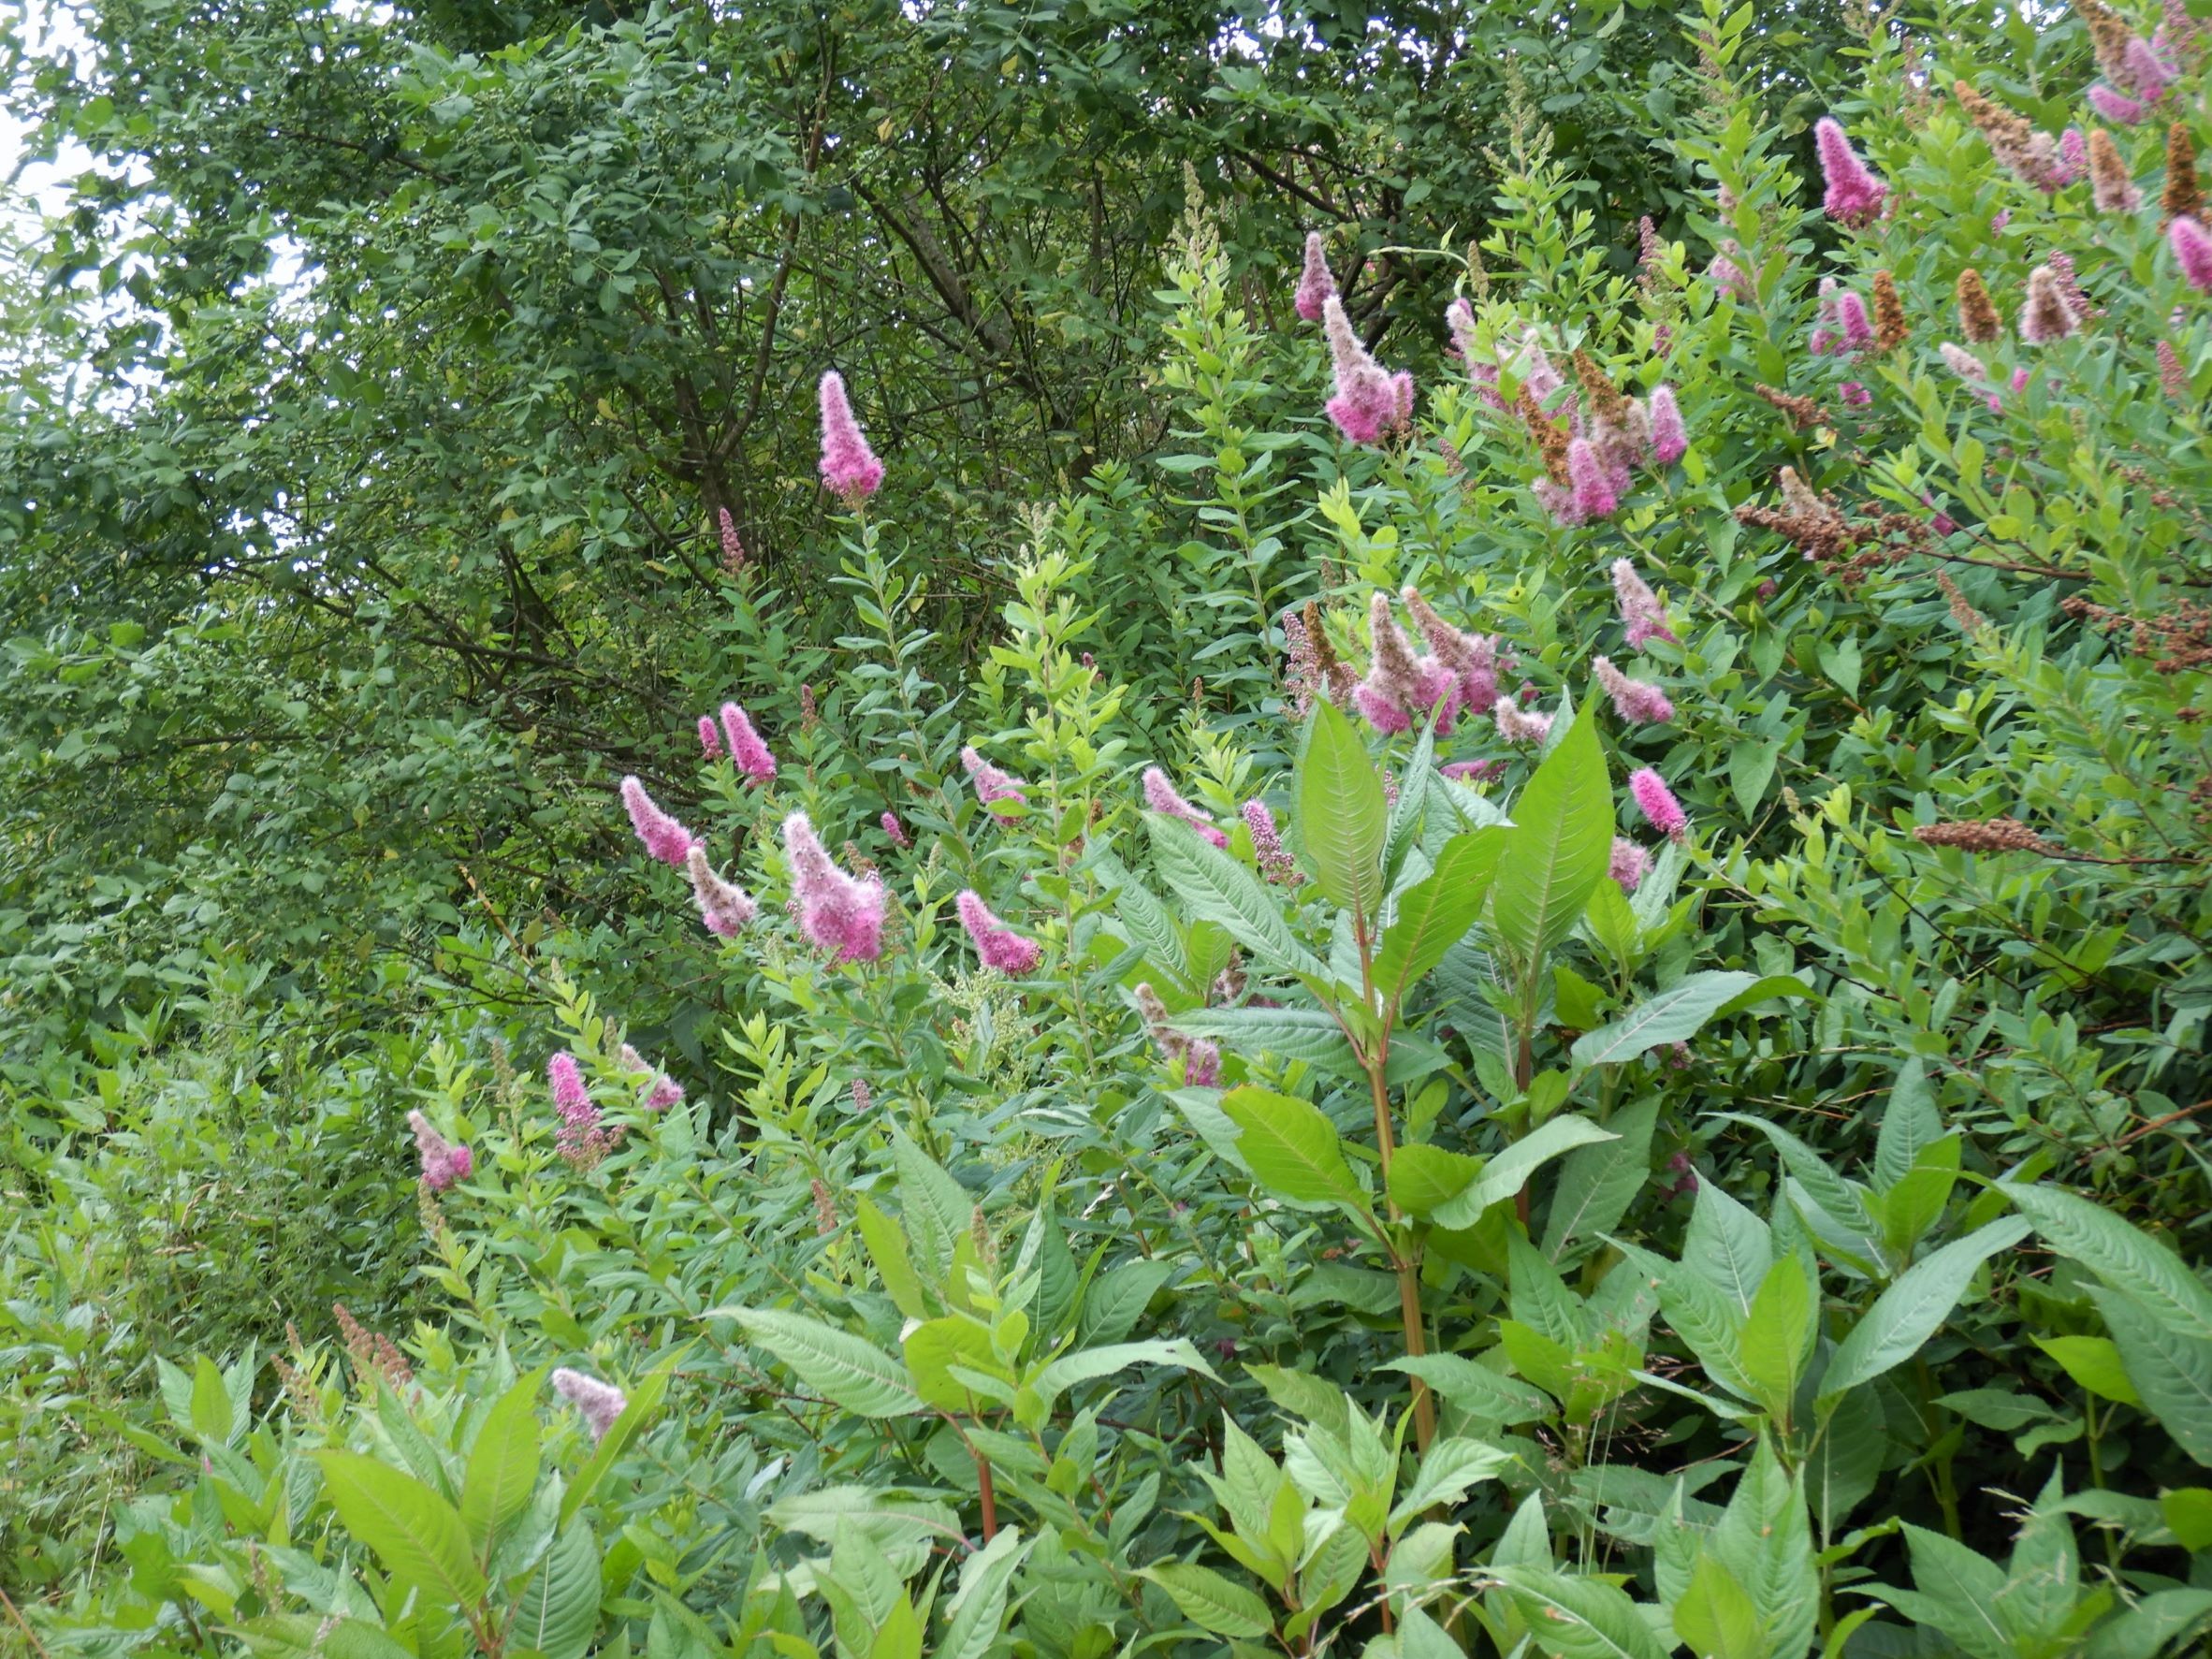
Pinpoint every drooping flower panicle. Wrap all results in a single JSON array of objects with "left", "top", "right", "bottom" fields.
[
  {"left": 1814, "top": 117, "right": 1888, "bottom": 227},
  {"left": 1608, "top": 838, "right": 1652, "bottom": 893},
  {"left": 1142, "top": 767, "right": 1228, "bottom": 848},
  {"left": 1647, "top": 386, "right": 1688, "bottom": 466},
  {"left": 719, "top": 704, "right": 778, "bottom": 784},
  {"left": 1243, "top": 799, "right": 1299, "bottom": 882},
  {"left": 687, "top": 845, "right": 758, "bottom": 938},
  {"left": 955, "top": 890, "right": 1042, "bottom": 975},
  {"left": 782, "top": 811, "right": 888, "bottom": 964},
  {"left": 551, "top": 1368, "right": 628, "bottom": 1442},
  {"left": 817, "top": 371, "right": 885, "bottom": 502},
  {"left": 2172, "top": 214, "right": 2212, "bottom": 291},
  {"left": 1629, "top": 768, "right": 1689, "bottom": 842},
  {"left": 407, "top": 1110, "right": 473, "bottom": 1192},
  {"left": 1320, "top": 296, "right": 1415, "bottom": 444},
  {"left": 1294, "top": 231, "right": 1336, "bottom": 323},
  {"left": 1612, "top": 560, "right": 1679, "bottom": 650},
  {"left": 1593, "top": 656, "right": 1675, "bottom": 726},
  {"left": 961, "top": 747, "right": 1028, "bottom": 821}
]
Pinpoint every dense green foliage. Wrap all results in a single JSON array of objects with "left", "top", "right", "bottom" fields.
[{"left": 7, "top": 0, "right": 2212, "bottom": 1655}]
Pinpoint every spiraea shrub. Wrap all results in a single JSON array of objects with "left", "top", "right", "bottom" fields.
[{"left": 19, "top": 1, "right": 2212, "bottom": 1654}]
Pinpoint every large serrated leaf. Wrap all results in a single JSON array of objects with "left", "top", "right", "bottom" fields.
[
  {"left": 1374, "top": 828, "right": 1505, "bottom": 1008},
  {"left": 504, "top": 1520, "right": 600, "bottom": 1659},
  {"left": 1218, "top": 1084, "right": 1366, "bottom": 1211},
  {"left": 1297, "top": 698, "right": 1390, "bottom": 922},
  {"left": 313, "top": 1452, "right": 486, "bottom": 1615},
  {"left": 461, "top": 1373, "right": 544, "bottom": 1557},
  {"left": 1431, "top": 1115, "right": 1615, "bottom": 1230},
  {"left": 1147, "top": 813, "right": 1331, "bottom": 982},
  {"left": 717, "top": 1308, "right": 922, "bottom": 1418},
  {"left": 2001, "top": 1182, "right": 2212, "bottom": 1345},
  {"left": 1490, "top": 712, "right": 1612, "bottom": 977},
  {"left": 1818, "top": 1218, "right": 2029, "bottom": 1400},
  {"left": 1568, "top": 971, "right": 1757, "bottom": 1070}
]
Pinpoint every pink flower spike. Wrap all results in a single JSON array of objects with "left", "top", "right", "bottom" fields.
[
  {"left": 1495, "top": 702, "right": 1553, "bottom": 746},
  {"left": 1647, "top": 386, "right": 1687, "bottom": 467},
  {"left": 719, "top": 703, "right": 778, "bottom": 784},
  {"left": 2123, "top": 36, "right": 2174, "bottom": 99},
  {"left": 817, "top": 371, "right": 885, "bottom": 502},
  {"left": 880, "top": 810, "right": 912, "bottom": 850},
  {"left": 1814, "top": 116, "right": 1888, "bottom": 227},
  {"left": 1184, "top": 1041, "right": 1222, "bottom": 1089},
  {"left": 1142, "top": 766, "right": 1228, "bottom": 847},
  {"left": 1629, "top": 768, "right": 1689, "bottom": 842},
  {"left": 551, "top": 1368, "right": 628, "bottom": 1443},
  {"left": 717, "top": 507, "right": 747, "bottom": 573},
  {"left": 1243, "top": 799, "right": 1298, "bottom": 882},
  {"left": 619, "top": 776, "right": 696, "bottom": 868},
  {"left": 1442, "top": 759, "right": 1502, "bottom": 784},
  {"left": 687, "top": 845, "right": 758, "bottom": 938},
  {"left": 407, "top": 1110, "right": 472, "bottom": 1192},
  {"left": 698, "top": 716, "right": 722, "bottom": 758},
  {"left": 1840, "top": 381, "right": 1871, "bottom": 407},
  {"left": 1612, "top": 560, "right": 1678, "bottom": 650},
  {"left": 955, "top": 890, "right": 1042, "bottom": 975},
  {"left": 1321, "top": 296, "right": 1414, "bottom": 444},
  {"left": 960, "top": 746, "right": 1028, "bottom": 822},
  {"left": 1565, "top": 439, "right": 1620, "bottom": 520},
  {"left": 2057, "top": 126, "right": 2089, "bottom": 187},
  {"left": 782, "top": 811, "right": 888, "bottom": 964},
  {"left": 1837, "top": 290, "right": 1875, "bottom": 350},
  {"left": 1295, "top": 231, "right": 1336, "bottom": 323},
  {"left": 1939, "top": 342, "right": 1988, "bottom": 383},
  {"left": 2089, "top": 83, "right": 2147, "bottom": 124},
  {"left": 1707, "top": 252, "right": 1750, "bottom": 299},
  {"left": 1593, "top": 656, "right": 1674, "bottom": 725},
  {"left": 1352, "top": 681, "right": 1413, "bottom": 735},
  {"left": 1608, "top": 837, "right": 1652, "bottom": 893},
  {"left": 2173, "top": 215, "right": 2212, "bottom": 292}
]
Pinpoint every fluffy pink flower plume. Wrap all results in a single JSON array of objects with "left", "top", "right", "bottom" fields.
[
  {"left": 1647, "top": 386, "right": 1687, "bottom": 467},
  {"left": 2089, "top": 83, "right": 2147, "bottom": 124},
  {"left": 548, "top": 1052, "right": 619, "bottom": 1168},
  {"left": 1142, "top": 766, "right": 1228, "bottom": 848},
  {"left": 2057, "top": 126, "right": 2089, "bottom": 187},
  {"left": 1814, "top": 117, "right": 1888, "bottom": 227},
  {"left": 1442, "top": 759, "right": 1502, "bottom": 784},
  {"left": 2122, "top": 36, "right": 2175, "bottom": 99},
  {"left": 1402, "top": 587, "right": 1500, "bottom": 718},
  {"left": 960, "top": 746, "right": 1028, "bottom": 822},
  {"left": 1939, "top": 342, "right": 1988, "bottom": 383},
  {"left": 1134, "top": 982, "right": 1222, "bottom": 1087},
  {"left": 1840, "top": 381, "right": 1872, "bottom": 407},
  {"left": 955, "top": 890, "right": 1042, "bottom": 975},
  {"left": 782, "top": 811, "right": 887, "bottom": 964},
  {"left": 1295, "top": 231, "right": 1336, "bottom": 323},
  {"left": 1837, "top": 290, "right": 1875, "bottom": 350},
  {"left": 719, "top": 703, "right": 778, "bottom": 784},
  {"left": 1612, "top": 560, "right": 1678, "bottom": 650},
  {"left": 1593, "top": 656, "right": 1674, "bottom": 725},
  {"left": 619, "top": 776, "right": 696, "bottom": 868},
  {"left": 698, "top": 716, "right": 722, "bottom": 758},
  {"left": 717, "top": 507, "right": 747, "bottom": 573},
  {"left": 1243, "top": 799, "right": 1299, "bottom": 882},
  {"left": 1508, "top": 324, "right": 1566, "bottom": 404},
  {"left": 2161, "top": 338, "right": 2190, "bottom": 398},
  {"left": 2173, "top": 216, "right": 2212, "bottom": 293},
  {"left": 1495, "top": 702, "right": 1553, "bottom": 746},
  {"left": 407, "top": 1110, "right": 472, "bottom": 1192},
  {"left": 686, "top": 845, "right": 758, "bottom": 938},
  {"left": 2019, "top": 265, "right": 2086, "bottom": 341},
  {"left": 1563, "top": 438, "right": 1620, "bottom": 522},
  {"left": 1707, "top": 250, "right": 1750, "bottom": 299},
  {"left": 618, "top": 1043, "right": 684, "bottom": 1112},
  {"left": 880, "top": 810, "right": 912, "bottom": 849},
  {"left": 1354, "top": 591, "right": 1459, "bottom": 734},
  {"left": 817, "top": 371, "right": 884, "bottom": 502},
  {"left": 551, "top": 1368, "right": 628, "bottom": 1442},
  {"left": 1629, "top": 767, "right": 1689, "bottom": 842},
  {"left": 1320, "top": 296, "right": 1415, "bottom": 444},
  {"left": 1184, "top": 1041, "right": 1222, "bottom": 1089},
  {"left": 1608, "top": 837, "right": 1652, "bottom": 893}
]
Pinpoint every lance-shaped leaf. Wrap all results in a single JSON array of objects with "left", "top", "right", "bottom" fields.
[
  {"left": 1147, "top": 813, "right": 1332, "bottom": 982},
  {"left": 1218, "top": 1085, "right": 1367, "bottom": 1212},
  {"left": 1297, "top": 698, "right": 1390, "bottom": 924},
  {"left": 1489, "top": 712, "right": 1611, "bottom": 977},
  {"left": 1818, "top": 1218, "right": 2029, "bottom": 1400}
]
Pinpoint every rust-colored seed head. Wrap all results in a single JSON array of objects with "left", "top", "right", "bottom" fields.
[
  {"left": 2165, "top": 123, "right": 2204, "bottom": 224},
  {"left": 1957, "top": 268, "right": 2003, "bottom": 343},
  {"left": 1756, "top": 384, "right": 1826, "bottom": 429},
  {"left": 1914, "top": 817, "right": 2049, "bottom": 852},
  {"left": 1518, "top": 386, "right": 1572, "bottom": 484},
  {"left": 1572, "top": 350, "right": 1631, "bottom": 425},
  {"left": 1936, "top": 570, "right": 1986, "bottom": 632},
  {"left": 1871, "top": 270, "right": 1909, "bottom": 351}
]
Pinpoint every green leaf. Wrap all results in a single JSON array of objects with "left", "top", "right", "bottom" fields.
[
  {"left": 939, "top": 1527, "right": 1032, "bottom": 1659},
  {"left": 1671, "top": 1555, "right": 1762, "bottom": 1659},
  {"left": 1885, "top": 1524, "right": 2011, "bottom": 1659},
  {"left": 2001, "top": 1182, "right": 2212, "bottom": 1345},
  {"left": 188, "top": 1356, "right": 237, "bottom": 1449},
  {"left": 1218, "top": 1085, "right": 1365, "bottom": 1211},
  {"left": 1385, "top": 1353, "right": 1554, "bottom": 1425},
  {"left": 1727, "top": 739, "right": 1780, "bottom": 820},
  {"left": 560, "top": 1362, "right": 668, "bottom": 1527},
  {"left": 719, "top": 1309, "right": 923, "bottom": 1418},
  {"left": 1139, "top": 1563, "right": 1273, "bottom": 1639},
  {"left": 461, "top": 1373, "right": 544, "bottom": 1556},
  {"left": 1430, "top": 1115, "right": 1616, "bottom": 1230},
  {"left": 1387, "top": 1142, "right": 1485, "bottom": 1220},
  {"left": 1389, "top": 1436, "right": 1513, "bottom": 1528},
  {"left": 1170, "top": 1005, "right": 1353, "bottom": 1067},
  {"left": 234, "top": 1617, "right": 417, "bottom": 1659},
  {"left": 2094, "top": 1288, "right": 2212, "bottom": 1465},
  {"left": 1147, "top": 813, "right": 1331, "bottom": 982},
  {"left": 1297, "top": 698, "right": 1390, "bottom": 923},
  {"left": 1490, "top": 711, "right": 1611, "bottom": 976},
  {"left": 313, "top": 1451, "right": 487, "bottom": 1614},
  {"left": 1374, "top": 829, "right": 1504, "bottom": 1006},
  {"left": 1819, "top": 1219, "right": 2029, "bottom": 1400},
  {"left": 856, "top": 1196, "right": 929, "bottom": 1320},
  {"left": 1030, "top": 1339, "right": 1221, "bottom": 1412},
  {"left": 2035, "top": 1335, "right": 2141, "bottom": 1406},
  {"left": 890, "top": 1127, "right": 974, "bottom": 1281},
  {"left": 1542, "top": 1100, "right": 1658, "bottom": 1260},
  {"left": 1491, "top": 1564, "right": 1669, "bottom": 1659},
  {"left": 1873, "top": 1060, "right": 1943, "bottom": 1192},
  {"left": 504, "top": 1520, "right": 600, "bottom": 1659},
  {"left": 902, "top": 1317, "right": 1002, "bottom": 1412},
  {"left": 1078, "top": 1258, "right": 1177, "bottom": 1346},
  {"left": 2161, "top": 1489, "right": 2212, "bottom": 1551},
  {"left": 1738, "top": 1251, "right": 1816, "bottom": 1423},
  {"left": 1569, "top": 971, "right": 1756, "bottom": 1070},
  {"left": 1708, "top": 1438, "right": 1816, "bottom": 1658}
]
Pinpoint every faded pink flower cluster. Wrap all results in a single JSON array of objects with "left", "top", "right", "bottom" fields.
[
  {"left": 1294, "top": 231, "right": 1336, "bottom": 323},
  {"left": 717, "top": 703, "right": 778, "bottom": 783},
  {"left": 408, "top": 1110, "right": 473, "bottom": 1191},
  {"left": 1320, "top": 296, "right": 1415, "bottom": 444},
  {"left": 1242, "top": 799, "right": 1299, "bottom": 882},
  {"left": 1352, "top": 589, "right": 1500, "bottom": 736},
  {"left": 961, "top": 747, "right": 1028, "bottom": 822},
  {"left": 1135, "top": 982, "right": 1220, "bottom": 1088},
  {"left": 686, "top": 845, "right": 757, "bottom": 938},
  {"left": 2172, "top": 217, "right": 2212, "bottom": 292},
  {"left": 955, "top": 890, "right": 1042, "bottom": 975},
  {"left": 782, "top": 812, "right": 887, "bottom": 964},
  {"left": 618, "top": 1043, "right": 684, "bottom": 1112},
  {"left": 548, "top": 1052, "right": 621, "bottom": 1170},
  {"left": 1629, "top": 767, "right": 1689, "bottom": 842},
  {"left": 1608, "top": 837, "right": 1652, "bottom": 893},
  {"left": 1593, "top": 655, "right": 1674, "bottom": 726},
  {"left": 620, "top": 777, "right": 697, "bottom": 868},
  {"left": 1612, "top": 560, "right": 1678, "bottom": 650},
  {"left": 818, "top": 371, "right": 884, "bottom": 502},
  {"left": 2087, "top": 15, "right": 2178, "bottom": 124},
  {"left": 551, "top": 1367, "right": 627, "bottom": 1442}
]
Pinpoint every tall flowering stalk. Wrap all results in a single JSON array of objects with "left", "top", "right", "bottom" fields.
[
  {"left": 960, "top": 747, "right": 1028, "bottom": 821},
  {"left": 818, "top": 371, "right": 885, "bottom": 502},
  {"left": 619, "top": 777, "right": 696, "bottom": 868},
  {"left": 2019, "top": 265, "right": 2086, "bottom": 341},
  {"left": 719, "top": 703, "right": 778, "bottom": 784},
  {"left": 1629, "top": 768, "right": 1689, "bottom": 842},
  {"left": 782, "top": 812, "right": 888, "bottom": 964},
  {"left": 1612, "top": 560, "right": 1678, "bottom": 650},
  {"left": 1243, "top": 800, "right": 1299, "bottom": 882},
  {"left": 1142, "top": 767, "right": 1228, "bottom": 847},
  {"left": 407, "top": 1111, "right": 473, "bottom": 1191},
  {"left": 1814, "top": 117, "right": 1888, "bottom": 226},
  {"left": 2171, "top": 215, "right": 2212, "bottom": 291},
  {"left": 1647, "top": 386, "right": 1688, "bottom": 466},
  {"left": 548, "top": 1052, "right": 619, "bottom": 1169},
  {"left": 1593, "top": 656, "right": 1674, "bottom": 725},
  {"left": 686, "top": 846, "right": 758, "bottom": 938},
  {"left": 1319, "top": 296, "right": 1414, "bottom": 444},
  {"left": 955, "top": 891, "right": 1042, "bottom": 975}
]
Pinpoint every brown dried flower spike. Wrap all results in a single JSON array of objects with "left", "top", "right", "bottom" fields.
[
  {"left": 1755, "top": 384, "right": 1826, "bottom": 430},
  {"left": 1871, "top": 270, "right": 1909, "bottom": 352},
  {"left": 1957, "top": 269, "right": 2003, "bottom": 343},
  {"left": 1518, "top": 386, "right": 1572, "bottom": 484},
  {"left": 1914, "top": 817, "right": 2051, "bottom": 852},
  {"left": 2164, "top": 123, "right": 2204, "bottom": 225}
]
